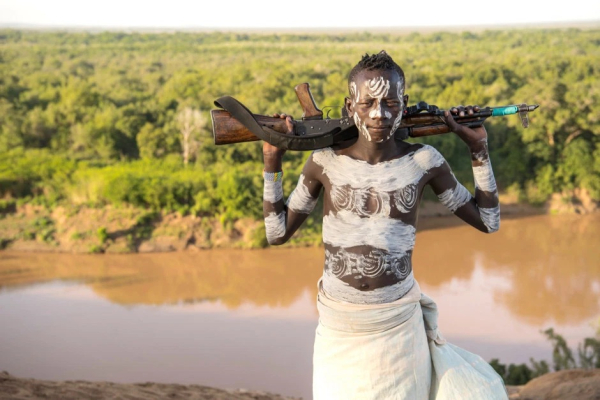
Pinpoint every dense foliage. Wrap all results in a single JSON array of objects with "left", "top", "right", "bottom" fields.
[
  {"left": 1, "top": 28, "right": 599, "bottom": 227},
  {"left": 490, "top": 327, "right": 600, "bottom": 385}
]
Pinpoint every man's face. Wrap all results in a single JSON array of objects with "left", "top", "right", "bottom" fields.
[{"left": 347, "top": 69, "right": 405, "bottom": 143}]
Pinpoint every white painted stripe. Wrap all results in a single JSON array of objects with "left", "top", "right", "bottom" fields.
[
  {"left": 473, "top": 158, "right": 497, "bottom": 193},
  {"left": 323, "top": 210, "right": 416, "bottom": 254},
  {"left": 263, "top": 180, "right": 283, "bottom": 203},
  {"left": 265, "top": 211, "right": 286, "bottom": 243},
  {"left": 479, "top": 206, "right": 500, "bottom": 233},
  {"left": 286, "top": 174, "right": 318, "bottom": 214},
  {"left": 313, "top": 145, "right": 445, "bottom": 192},
  {"left": 321, "top": 269, "right": 415, "bottom": 304},
  {"left": 438, "top": 182, "right": 473, "bottom": 213}
]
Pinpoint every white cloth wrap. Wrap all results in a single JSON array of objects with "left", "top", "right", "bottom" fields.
[{"left": 313, "top": 280, "right": 508, "bottom": 400}]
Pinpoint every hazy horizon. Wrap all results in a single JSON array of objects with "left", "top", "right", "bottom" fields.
[
  {"left": 2, "top": 0, "right": 599, "bottom": 31},
  {"left": 1, "top": 20, "right": 598, "bottom": 34}
]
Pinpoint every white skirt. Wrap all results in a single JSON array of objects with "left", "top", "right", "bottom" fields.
[{"left": 313, "top": 280, "right": 508, "bottom": 400}]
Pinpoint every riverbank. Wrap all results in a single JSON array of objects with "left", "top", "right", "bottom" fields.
[
  {"left": 0, "top": 192, "right": 596, "bottom": 254},
  {"left": 0, "top": 199, "right": 541, "bottom": 254}
]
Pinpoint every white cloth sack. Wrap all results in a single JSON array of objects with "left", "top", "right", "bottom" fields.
[{"left": 313, "top": 280, "right": 508, "bottom": 400}]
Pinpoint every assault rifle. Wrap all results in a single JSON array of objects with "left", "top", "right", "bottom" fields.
[{"left": 211, "top": 83, "right": 539, "bottom": 151}]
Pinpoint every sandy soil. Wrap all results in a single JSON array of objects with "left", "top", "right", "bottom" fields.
[{"left": 0, "top": 371, "right": 300, "bottom": 400}]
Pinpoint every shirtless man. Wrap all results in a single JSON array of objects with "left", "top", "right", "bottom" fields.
[{"left": 262, "top": 51, "right": 505, "bottom": 399}]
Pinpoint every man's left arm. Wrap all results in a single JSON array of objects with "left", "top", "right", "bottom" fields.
[{"left": 427, "top": 108, "right": 500, "bottom": 233}]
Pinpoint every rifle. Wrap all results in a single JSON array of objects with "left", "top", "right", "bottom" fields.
[{"left": 211, "top": 83, "right": 539, "bottom": 151}]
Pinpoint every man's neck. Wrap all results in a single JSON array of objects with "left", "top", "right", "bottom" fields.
[{"left": 344, "top": 137, "right": 407, "bottom": 164}]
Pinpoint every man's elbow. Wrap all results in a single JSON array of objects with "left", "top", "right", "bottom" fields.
[
  {"left": 485, "top": 225, "right": 499, "bottom": 234},
  {"left": 479, "top": 207, "right": 500, "bottom": 234},
  {"left": 267, "top": 236, "right": 288, "bottom": 246}
]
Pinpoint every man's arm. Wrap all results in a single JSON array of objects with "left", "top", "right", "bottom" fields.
[
  {"left": 263, "top": 115, "right": 323, "bottom": 245},
  {"left": 427, "top": 109, "right": 500, "bottom": 233}
]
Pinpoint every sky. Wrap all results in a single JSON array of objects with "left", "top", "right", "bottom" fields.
[{"left": 0, "top": 0, "right": 599, "bottom": 29}]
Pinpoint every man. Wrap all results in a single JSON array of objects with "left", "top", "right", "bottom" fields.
[{"left": 262, "top": 51, "right": 507, "bottom": 399}]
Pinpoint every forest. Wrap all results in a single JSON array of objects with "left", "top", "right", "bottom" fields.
[{"left": 0, "top": 28, "right": 599, "bottom": 248}]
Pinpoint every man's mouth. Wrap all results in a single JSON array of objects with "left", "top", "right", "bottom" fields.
[{"left": 369, "top": 126, "right": 390, "bottom": 132}]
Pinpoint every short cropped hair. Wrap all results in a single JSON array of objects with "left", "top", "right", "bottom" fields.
[{"left": 348, "top": 51, "right": 405, "bottom": 89}]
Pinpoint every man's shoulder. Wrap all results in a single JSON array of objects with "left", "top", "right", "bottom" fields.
[{"left": 409, "top": 143, "right": 446, "bottom": 171}]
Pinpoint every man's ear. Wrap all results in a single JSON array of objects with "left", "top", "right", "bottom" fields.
[
  {"left": 344, "top": 96, "right": 354, "bottom": 117},
  {"left": 403, "top": 94, "right": 409, "bottom": 106}
]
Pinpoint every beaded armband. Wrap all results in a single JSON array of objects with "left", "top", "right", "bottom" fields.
[{"left": 263, "top": 170, "right": 283, "bottom": 182}]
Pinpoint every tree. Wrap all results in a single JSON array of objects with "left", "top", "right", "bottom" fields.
[{"left": 175, "top": 107, "right": 205, "bottom": 165}]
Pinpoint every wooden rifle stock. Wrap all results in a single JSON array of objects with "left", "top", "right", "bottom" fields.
[{"left": 211, "top": 83, "right": 538, "bottom": 150}]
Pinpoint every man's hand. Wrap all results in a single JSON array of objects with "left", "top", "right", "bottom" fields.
[
  {"left": 263, "top": 113, "right": 294, "bottom": 172},
  {"left": 443, "top": 106, "right": 488, "bottom": 147}
]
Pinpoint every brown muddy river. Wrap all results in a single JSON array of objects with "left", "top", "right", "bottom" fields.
[{"left": 1, "top": 214, "right": 599, "bottom": 399}]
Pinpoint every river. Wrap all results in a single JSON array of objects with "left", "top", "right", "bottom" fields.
[{"left": 0, "top": 213, "right": 599, "bottom": 399}]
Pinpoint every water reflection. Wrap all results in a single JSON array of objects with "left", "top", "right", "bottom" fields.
[
  {"left": 1, "top": 214, "right": 599, "bottom": 325},
  {"left": 414, "top": 214, "right": 600, "bottom": 325},
  {"left": 0, "top": 248, "right": 324, "bottom": 309}
]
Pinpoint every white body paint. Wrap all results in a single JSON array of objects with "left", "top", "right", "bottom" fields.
[
  {"left": 394, "top": 183, "right": 418, "bottom": 213},
  {"left": 473, "top": 158, "right": 497, "bottom": 193},
  {"left": 263, "top": 180, "right": 283, "bottom": 203},
  {"left": 323, "top": 210, "right": 416, "bottom": 254},
  {"left": 263, "top": 142, "right": 499, "bottom": 304},
  {"left": 331, "top": 186, "right": 391, "bottom": 216},
  {"left": 313, "top": 145, "right": 445, "bottom": 192},
  {"left": 265, "top": 211, "right": 286, "bottom": 244},
  {"left": 314, "top": 146, "right": 448, "bottom": 304},
  {"left": 437, "top": 182, "right": 472, "bottom": 213},
  {"left": 479, "top": 206, "right": 500, "bottom": 233},
  {"left": 325, "top": 248, "right": 412, "bottom": 280},
  {"left": 286, "top": 174, "right": 318, "bottom": 214},
  {"left": 322, "top": 269, "right": 415, "bottom": 304}
]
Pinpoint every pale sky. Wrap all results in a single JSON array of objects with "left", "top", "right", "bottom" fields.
[{"left": 0, "top": 0, "right": 599, "bottom": 29}]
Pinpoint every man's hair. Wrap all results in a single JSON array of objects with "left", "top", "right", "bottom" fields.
[{"left": 348, "top": 50, "right": 405, "bottom": 89}]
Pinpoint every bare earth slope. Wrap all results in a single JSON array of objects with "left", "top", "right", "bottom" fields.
[{"left": 0, "top": 372, "right": 300, "bottom": 400}]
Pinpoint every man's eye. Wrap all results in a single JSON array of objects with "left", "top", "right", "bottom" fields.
[
  {"left": 387, "top": 101, "right": 400, "bottom": 106},
  {"left": 360, "top": 101, "right": 374, "bottom": 106}
]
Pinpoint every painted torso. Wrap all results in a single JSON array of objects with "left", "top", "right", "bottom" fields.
[{"left": 312, "top": 143, "right": 445, "bottom": 304}]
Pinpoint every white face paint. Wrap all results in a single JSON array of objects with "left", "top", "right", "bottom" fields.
[
  {"left": 479, "top": 206, "right": 500, "bottom": 233},
  {"left": 353, "top": 112, "right": 371, "bottom": 142},
  {"left": 350, "top": 81, "right": 359, "bottom": 103},
  {"left": 263, "top": 180, "right": 283, "bottom": 203},
  {"left": 313, "top": 145, "right": 445, "bottom": 192},
  {"left": 389, "top": 80, "right": 405, "bottom": 140},
  {"left": 265, "top": 211, "right": 286, "bottom": 244},
  {"left": 437, "top": 182, "right": 473, "bottom": 213},
  {"left": 365, "top": 77, "right": 391, "bottom": 120},
  {"left": 350, "top": 74, "right": 404, "bottom": 143},
  {"left": 349, "top": 81, "right": 371, "bottom": 141},
  {"left": 351, "top": 77, "right": 393, "bottom": 142},
  {"left": 286, "top": 174, "right": 318, "bottom": 214}
]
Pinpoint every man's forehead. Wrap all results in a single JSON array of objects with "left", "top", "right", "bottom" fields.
[{"left": 353, "top": 69, "right": 402, "bottom": 85}]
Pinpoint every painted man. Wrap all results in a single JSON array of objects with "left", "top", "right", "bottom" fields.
[{"left": 262, "top": 51, "right": 507, "bottom": 399}]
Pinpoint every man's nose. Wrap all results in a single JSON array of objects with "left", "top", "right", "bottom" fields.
[{"left": 369, "top": 103, "right": 388, "bottom": 119}]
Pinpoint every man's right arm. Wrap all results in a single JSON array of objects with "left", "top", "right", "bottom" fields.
[{"left": 262, "top": 115, "right": 323, "bottom": 245}]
